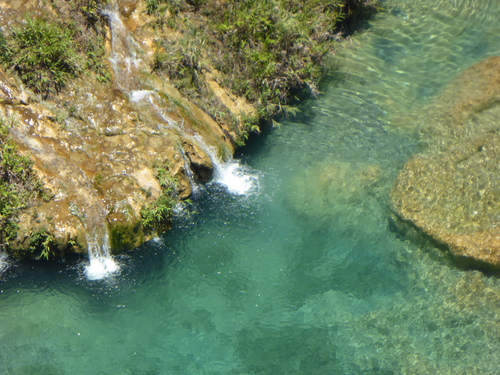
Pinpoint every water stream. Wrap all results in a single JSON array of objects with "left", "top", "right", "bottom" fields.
[{"left": 1, "top": 0, "right": 500, "bottom": 373}]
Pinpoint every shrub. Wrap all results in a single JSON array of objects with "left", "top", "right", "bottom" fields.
[
  {"left": 150, "top": 0, "right": 378, "bottom": 134},
  {"left": 10, "top": 18, "right": 80, "bottom": 98},
  {"left": 141, "top": 167, "right": 179, "bottom": 231}
]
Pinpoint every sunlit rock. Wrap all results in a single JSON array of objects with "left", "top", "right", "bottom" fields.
[
  {"left": 392, "top": 134, "right": 500, "bottom": 268},
  {"left": 0, "top": 0, "right": 237, "bottom": 260},
  {"left": 391, "top": 57, "right": 500, "bottom": 269}
]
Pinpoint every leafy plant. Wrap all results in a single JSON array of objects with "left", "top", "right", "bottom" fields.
[
  {"left": 0, "top": 28, "right": 12, "bottom": 63},
  {"left": 141, "top": 167, "right": 179, "bottom": 231},
  {"left": 78, "top": 0, "right": 109, "bottom": 26},
  {"left": 10, "top": 17, "right": 80, "bottom": 98},
  {"left": 29, "top": 230, "right": 55, "bottom": 260}
]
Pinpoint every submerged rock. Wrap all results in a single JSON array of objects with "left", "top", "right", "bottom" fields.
[
  {"left": 391, "top": 134, "right": 500, "bottom": 268},
  {"left": 288, "top": 160, "right": 384, "bottom": 226},
  {"left": 391, "top": 57, "right": 500, "bottom": 269}
]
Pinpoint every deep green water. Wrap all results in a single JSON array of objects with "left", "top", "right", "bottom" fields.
[{"left": 2, "top": 0, "right": 500, "bottom": 374}]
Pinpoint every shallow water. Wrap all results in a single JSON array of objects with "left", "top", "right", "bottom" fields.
[{"left": 1, "top": 0, "right": 500, "bottom": 374}]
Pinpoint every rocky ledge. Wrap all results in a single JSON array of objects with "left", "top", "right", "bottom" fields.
[{"left": 391, "top": 57, "right": 500, "bottom": 269}]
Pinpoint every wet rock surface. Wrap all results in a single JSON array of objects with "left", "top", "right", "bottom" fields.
[
  {"left": 0, "top": 0, "right": 236, "bottom": 258},
  {"left": 391, "top": 57, "right": 500, "bottom": 269}
]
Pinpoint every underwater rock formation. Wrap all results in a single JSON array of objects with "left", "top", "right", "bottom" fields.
[
  {"left": 391, "top": 57, "right": 500, "bottom": 269},
  {"left": 288, "top": 160, "right": 384, "bottom": 225}
]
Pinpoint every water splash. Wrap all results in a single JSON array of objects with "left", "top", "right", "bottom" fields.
[
  {"left": 84, "top": 232, "right": 120, "bottom": 281},
  {"left": 212, "top": 158, "right": 260, "bottom": 196},
  {"left": 193, "top": 135, "right": 260, "bottom": 196}
]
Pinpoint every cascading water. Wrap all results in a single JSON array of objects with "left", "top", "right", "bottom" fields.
[
  {"left": 194, "top": 135, "right": 260, "bottom": 196},
  {"left": 75, "top": 203, "right": 120, "bottom": 280},
  {"left": 3, "top": 0, "right": 500, "bottom": 373},
  {"left": 129, "top": 90, "right": 181, "bottom": 130},
  {"left": 101, "top": 2, "right": 143, "bottom": 91},
  {"left": 103, "top": 0, "right": 260, "bottom": 199},
  {"left": 212, "top": 157, "right": 260, "bottom": 196},
  {"left": 0, "top": 252, "right": 9, "bottom": 274},
  {"left": 85, "top": 233, "right": 119, "bottom": 281}
]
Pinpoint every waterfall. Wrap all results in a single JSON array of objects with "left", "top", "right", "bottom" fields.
[
  {"left": 212, "top": 157, "right": 260, "bottom": 196},
  {"left": 82, "top": 207, "right": 119, "bottom": 280},
  {"left": 179, "top": 145, "right": 201, "bottom": 197},
  {"left": 129, "top": 90, "right": 181, "bottom": 130},
  {"left": 101, "top": 2, "right": 144, "bottom": 91},
  {"left": 194, "top": 136, "right": 260, "bottom": 196},
  {"left": 69, "top": 201, "right": 120, "bottom": 280},
  {"left": 0, "top": 252, "right": 9, "bottom": 274},
  {"left": 85, "top": 232, "right": 119, "bottom": 280}
]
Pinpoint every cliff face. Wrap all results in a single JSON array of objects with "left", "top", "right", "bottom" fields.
[{"left": 0, "top": 0, "right": 377, "bottom": 259}]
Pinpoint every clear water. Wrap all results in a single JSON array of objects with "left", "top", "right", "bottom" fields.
[{"left": 2, "top": 0, "right": 500, "bottom": 373}]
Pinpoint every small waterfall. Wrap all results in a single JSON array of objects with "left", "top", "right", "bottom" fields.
[
  {"left": 69, "top": 202, "right": 120, "bottom": 280},
  {"left": 102, "top": 2, "right": 144, "bottom": 91},
  {"left": 0, "top": 252, "right": 9, "bottom": 274},
  {"left": 178, "top": 144, "right": 201, "bottom": 196},
  {"left": 9, "top": 124, "right": 119, "bottom": 280},
  {"left": 194, "top": 136, "right": 260, "bottom": 196},
  {"left": 129, "top": 90, "right": 181, "bottom": 130},
  {"left": 212, "top": 157, "right": 260, "bottom": 196},
  {"left": 85, "top": 232, "right": 120, "bottom": 281}
]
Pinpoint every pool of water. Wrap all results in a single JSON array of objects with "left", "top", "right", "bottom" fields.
[{"left": 1, "top": 0, "right": 500, "bottom": 374}]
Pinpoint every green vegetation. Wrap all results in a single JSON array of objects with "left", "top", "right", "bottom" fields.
[
  {"left": 9, "top": 18, "right": 79, "bottom": 98},
  {"left": 28, "top": 230, "right": 55, "bottom": 260},
  {"left": 77, "top": 0, "right": 109, "bottom": 27},
  {"left": 0, "top": 0, "right": 111, "bottom": 98},
  {"left": 149, "top": 0, "right": 378, "bottom": 134},
  {"left": 141, "top": 167, "right": 179, "bottom": 231},
  {"left": 0, "top": 118, "right": 50, "bottom": 252}
]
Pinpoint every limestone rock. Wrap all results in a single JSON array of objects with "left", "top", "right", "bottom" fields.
[
  {"left": 0, "top": 0, "right": 236, "bottom": 259},
  {"left": 391, "top": 57, "right": 500, "bottom": 269},
  {"left": 391, "top": 134, "right": 500, "bottom": 268}
]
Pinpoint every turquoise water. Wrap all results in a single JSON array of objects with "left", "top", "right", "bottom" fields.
[{"left": 2, "top": 0, "right": 500, "bottom": 373}]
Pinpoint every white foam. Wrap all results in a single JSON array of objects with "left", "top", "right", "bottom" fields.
[
  {"left": 215, "top": 160, "right": 260, "bottom": 196},
  {"left": 130, "top": 90, "right": 156, "bottom": 103},
  {"left": 85, "top": 256, "right": 120, "bottom": 281}
]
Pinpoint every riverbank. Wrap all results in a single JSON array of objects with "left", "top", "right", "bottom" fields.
[{"left": 0, "top": 0, "right": 378, "bottom": 260}]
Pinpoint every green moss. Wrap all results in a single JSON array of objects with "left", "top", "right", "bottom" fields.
[{"left": 109, "top": 219, "right": 144, "bottom": 253}]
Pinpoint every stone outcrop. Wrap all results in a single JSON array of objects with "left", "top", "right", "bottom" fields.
[
  {"left": 0, "top": 0, "right": 239, "bottom": 259},
  {"left": 391, "top": 57, "right": 500, "bottom": 269}
]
